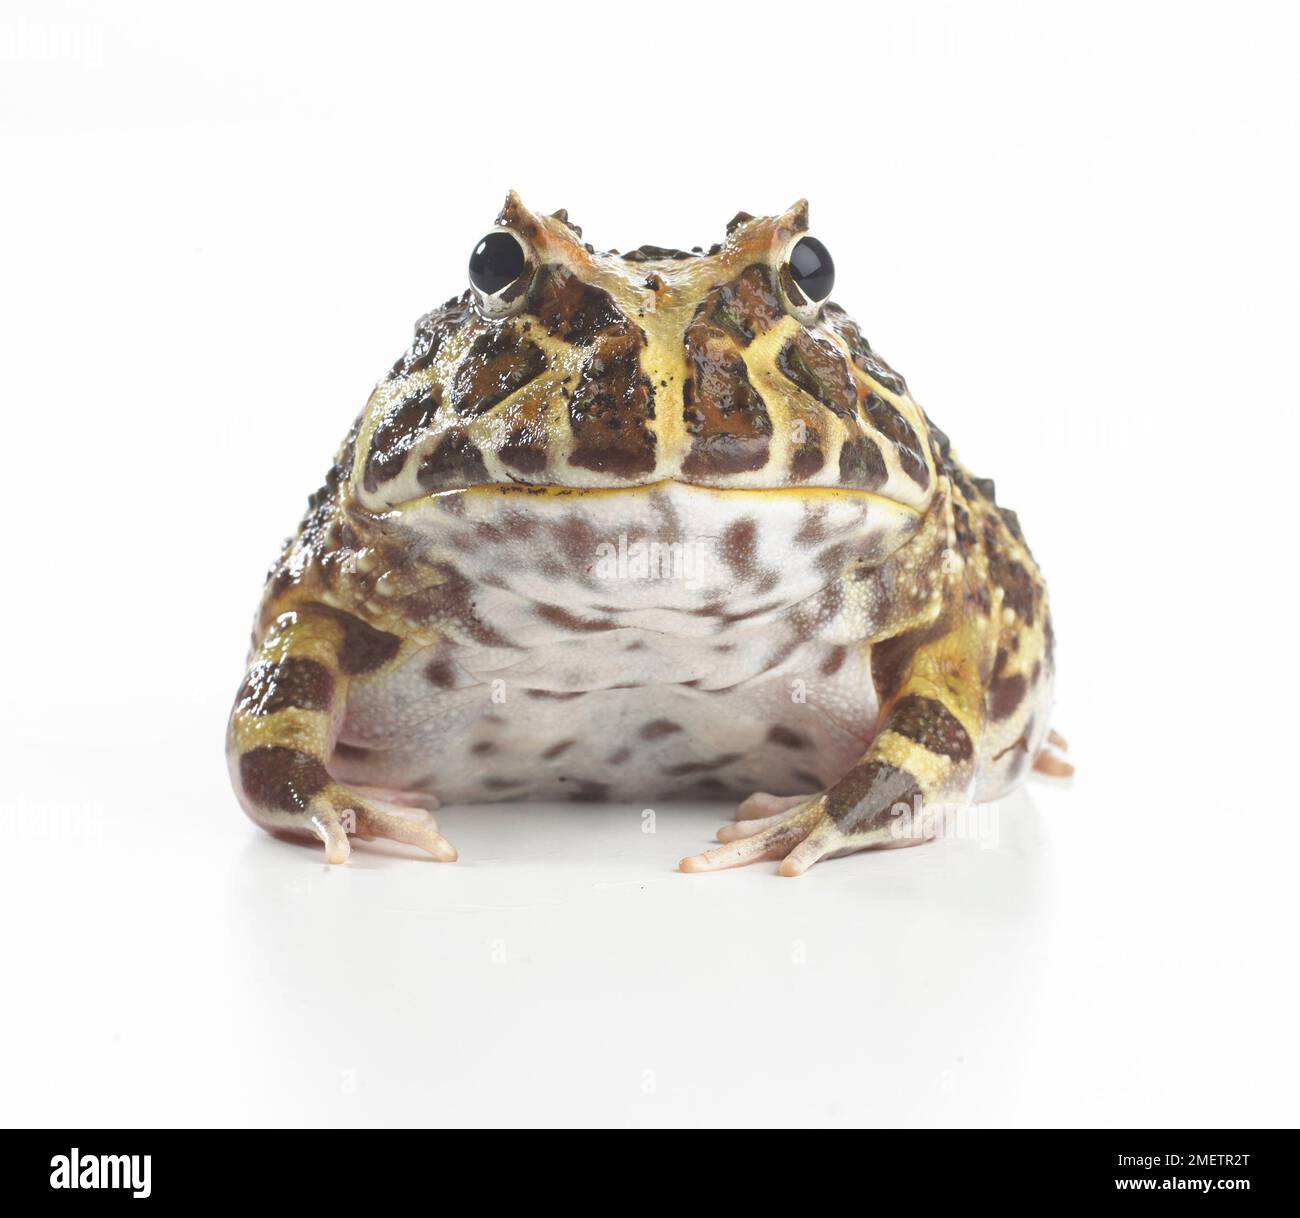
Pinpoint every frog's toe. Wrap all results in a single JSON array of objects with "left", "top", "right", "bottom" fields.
[
  {"left": 716, "top": 811, "right": 787, "bottom": 842},
  {"left": 732, "top": 791, "right": 815, "bottom": 821},
  {"left": 1031, "top": 729, "right": 1074, "bottom": 782},
  {"left": 681, "top": 800, "right": 831, "bottom": 875},
  {"left": 1031, "top": 748, "right": 1074, "bottom": 781},
  {"left": 301, "top": 785, "right": 456, "bottom": 864},
  {"left": 307, "top": 805, "right": 353, "bottom": 865},
  {"left": 339, "top": 789, "right": 457, "bottom": 862}
]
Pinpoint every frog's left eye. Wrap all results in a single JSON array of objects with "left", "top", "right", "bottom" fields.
[
  {"left": 788, "top": 236, "right": 834, "bottom": 302},
  {"left": 469, "top": 231, "right": 526, "bottom": 294},
  {"left": 468, "top": 229, "right": 533, "bottom": 316},
  {"left": 778, "top": 234, "right": 835, "bottom": 321}
]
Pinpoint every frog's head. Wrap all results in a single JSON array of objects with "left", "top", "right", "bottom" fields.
[{"left": 354, "top": 193, "right": 936, "bottom": 515}]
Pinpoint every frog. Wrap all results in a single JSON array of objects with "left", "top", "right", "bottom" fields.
[{"left": 227, "top": 193, "right": 1071, "bottom": 876}]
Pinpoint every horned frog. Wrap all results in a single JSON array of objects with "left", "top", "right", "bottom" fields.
[{"left": 227, "top": 193, "right": 1070, "bottom": 876}]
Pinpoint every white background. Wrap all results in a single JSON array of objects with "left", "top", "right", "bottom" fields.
[{"left": 2, "top": 0, "right": 1297, "bottom": 1127}]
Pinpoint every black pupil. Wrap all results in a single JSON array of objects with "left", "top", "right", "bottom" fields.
[
  {"left": 468, "top": 231, "right": 526, "bottom": 295},
  {"left": 788, "top": 235, "right": 834, "bottom": 302}
]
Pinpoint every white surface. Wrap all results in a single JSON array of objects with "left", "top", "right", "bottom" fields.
[{"left": 2, "top": 0, "right": 1297, "bottom": 1127}]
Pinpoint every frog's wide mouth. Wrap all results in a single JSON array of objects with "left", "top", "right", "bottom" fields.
[
  {"left": 371, "top": 474, "right": 932, "bottom": 623},
  {"left": 393, "top": 477, "right": 926, "bottom": 516}
]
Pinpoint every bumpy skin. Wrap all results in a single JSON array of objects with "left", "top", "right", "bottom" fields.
[{"left": 227, "top": 194, "right": 1069, "bottom": 874}]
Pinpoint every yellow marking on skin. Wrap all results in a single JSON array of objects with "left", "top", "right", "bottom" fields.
[
  {"left": 260, "top": 611, "right": 345, "bottom": 666},
  {"left": 886, "top": 627, "right": 991, "bottom": 742},
  {"left": 739, "top": 316, "right": 851, "bottom": 480},
  {"left": 230, "top": 705, "right": 333, "bottom": 756},
  {"left": 872, "top": 730, "right": 953, "bottom": 791}
]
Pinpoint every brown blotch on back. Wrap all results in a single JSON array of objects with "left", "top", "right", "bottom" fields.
[
  {"left": 417, "top": 431, "right": 491, "bottom": 491},
  {"left": 498, "top": 430, "right": 549, "bottom": 476},
  {"left": 777, "top": 331, "right": 857, "bottom": 420},
  {"left": 364, "top": 386, "right": 442, "bottom": 491},
  {"left": 838, "top": 435, "right": 888, "bottom": 490},
  {"left": 680, "top": 308, "right": 772, "bottom": 477},
  {"left": 706, "top": 264, "right": 783, "bottom": 347},
  {"left": 887, "top": 694, "right": 974, "bottom": 761},
  {"left": 989, "top": 672, "right": 1028, "bottom": 720},
  {"left": 528, "top": 264, "right": 628, "bottom": 345},
  {"left": 566, "top": 331, "right": 658, "bottom": 478},
  {"left": 240, "top": 746, "right": 332, "bottom": 813},
  {"left": 237, "top": 657, "right": 335, "bottom": 716},
  {"left": 448, "top": 325, "right": 547, "bottom": 417},
  {"left": 789, "top": 423, "right": 825, "bottom": 481}
]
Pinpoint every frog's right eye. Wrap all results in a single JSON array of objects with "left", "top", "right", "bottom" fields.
[{"left": 468, "top": 230, "right": 532, "bottom": 315}]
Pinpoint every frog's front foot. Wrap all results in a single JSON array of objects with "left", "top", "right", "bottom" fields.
[
  {"left": 228, "top": 609, "right": 458, "bottom": 866},
  {"left": 681, "top": 681, "right": 985, "bottom": 875},
  {"left": 680, "top": 792, "right": 901, "bottom": 877},
  {"left": 254, "top": 775, "right": 457, "bottom": 866},
  {"left": 331, "top": 787, "right": 455, "bottom": 865},
  {"left": 1032, "top": 728, "right": 1075, "bottom": 781}
]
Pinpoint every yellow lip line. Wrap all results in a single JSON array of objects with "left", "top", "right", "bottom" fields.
[{"left": 399, "top": 478, "right": 925, "bottom": 515}]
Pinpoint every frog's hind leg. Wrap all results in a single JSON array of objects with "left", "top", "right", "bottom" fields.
[
  {"left": 682, "top": 693, "right": 979, "bottom": 877},
  {"left": 682, "top": 618, "right": 987, "bottom": 877},
  {"left": 227, "top": 609, "right": 456, "bottom": 865}
]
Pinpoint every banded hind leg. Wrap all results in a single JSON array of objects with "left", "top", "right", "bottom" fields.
[
  {"left": 227, "top": 608, "right": 455, "bottom": 864},
  {"left": 680, "top": 627, "right": 986, "bottom": 877}
]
